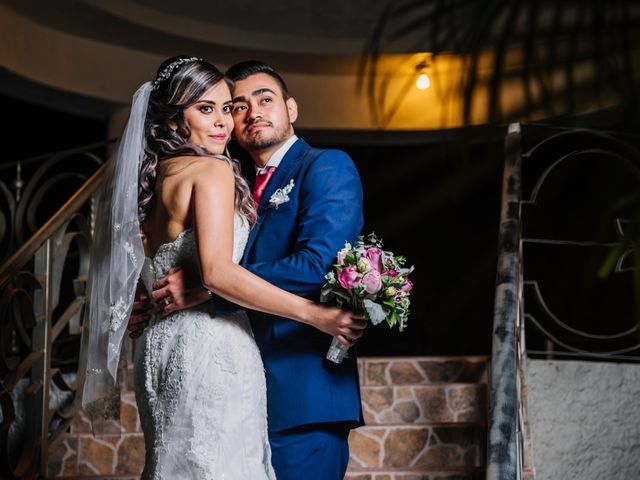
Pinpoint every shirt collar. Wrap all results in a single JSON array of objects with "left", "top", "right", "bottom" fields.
[{"left": 255, "top": 135, "right": 298, "bottom": 175}]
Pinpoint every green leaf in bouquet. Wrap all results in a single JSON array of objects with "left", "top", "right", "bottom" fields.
[
  {"left": 344, "top": 254, "right": 357, "bottom": 266},
  {"left": 387, "top": 308, "right": 398, "bottom": 328},
  {"left": 363, "top": 299, "right": 388, "bottom": 326},
  {"left": 383, "top": 298, "right": 396, "bottom": 308}
]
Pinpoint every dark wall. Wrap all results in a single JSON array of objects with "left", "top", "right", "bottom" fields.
[
  {"left": 2, "top": 93, "right": 106, "bottom": 162},
  {"left": 349, "top": 140, "right": 501, "bottom": 356},
  {"left": 233, "top": 133, "right": 504, "bottom": 356}
]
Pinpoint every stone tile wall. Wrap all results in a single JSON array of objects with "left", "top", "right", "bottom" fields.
[
  {"left": 346, "top": 357, "right": 488, "bottom": 480},
  {"left": 48, "top": 357, "right": 489, "bottom": 479}
]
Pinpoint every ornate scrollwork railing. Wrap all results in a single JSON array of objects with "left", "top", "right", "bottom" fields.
[
  {"left": 0, "top": 140, "right": 113, "bottom": 262},
  {"left": 0, "top": 156, "right": 107, "bottom": 479},
  {"left": 489, "top": 123, "right": 640, "bottom": 479},
  {"left": 519, "top": 128, "right": 640, "bottom": 361}
]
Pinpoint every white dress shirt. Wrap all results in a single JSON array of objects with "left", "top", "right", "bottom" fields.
[{"left": 255, "top": 135, "right": 298, "bottom": 175}]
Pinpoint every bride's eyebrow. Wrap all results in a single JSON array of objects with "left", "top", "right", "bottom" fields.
[{"left": 194, "top": 100, "right": 232, "bottom": 106}]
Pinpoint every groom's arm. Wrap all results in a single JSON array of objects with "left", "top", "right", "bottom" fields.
[
  {"left": 246, "top": 150, "right": 363, "bottom": 297},
  {"left": 143, "top": 151, "right": 362, "bottom": 320}
]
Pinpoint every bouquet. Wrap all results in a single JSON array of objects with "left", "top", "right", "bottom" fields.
[{"left": 321, "top": 233, "right": 414, "bottom": 364}]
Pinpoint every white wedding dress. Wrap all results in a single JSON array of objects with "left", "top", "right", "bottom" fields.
[{"left": 133, "top": 216, "right": 276, "bottom": 480}]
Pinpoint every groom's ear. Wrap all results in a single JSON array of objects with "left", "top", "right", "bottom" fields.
[{"left": 286, "top": 97, "right": 298, "bottom": 124}]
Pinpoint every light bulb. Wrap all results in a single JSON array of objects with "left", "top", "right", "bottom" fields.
[{"left": 416, "top": 73, "right": 430, "bottom": 90}]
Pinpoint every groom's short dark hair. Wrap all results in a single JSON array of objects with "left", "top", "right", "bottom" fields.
[{"left": 226, "top": 60, "right": 290, "bottom": 99}]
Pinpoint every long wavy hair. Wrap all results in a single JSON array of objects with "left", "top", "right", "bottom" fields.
[{"left": 139, "top": 55, "right": 255, "bottom": 227}]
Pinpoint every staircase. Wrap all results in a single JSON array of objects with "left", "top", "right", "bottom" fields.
[
  {"left": 46, "top": 356, "right": 488, "bottom": 479},
  {"left": 346, "top": 356, "right": 488, "bottom": 480}
]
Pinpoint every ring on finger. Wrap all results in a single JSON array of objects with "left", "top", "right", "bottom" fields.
[{"left": 163, "top": 297, "right": 171, "bottom": 306}]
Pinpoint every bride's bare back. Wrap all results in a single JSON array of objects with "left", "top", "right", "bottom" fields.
[{"left": 142, "top": 156, "right": 210, "bottom": 257}]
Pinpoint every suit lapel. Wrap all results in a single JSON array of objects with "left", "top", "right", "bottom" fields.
[{"left": 243, "top": 138, "right": 310, "bottom": 258}]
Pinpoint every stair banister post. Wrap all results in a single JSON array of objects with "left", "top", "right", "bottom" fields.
[
  {"left": 487, "top": 122, "right": 522, "bottom": 480},
  {"left": 31, "top": 238, "right": 54, "bottom": 474}
]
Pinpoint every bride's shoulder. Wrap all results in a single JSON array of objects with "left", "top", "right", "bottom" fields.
[{"left": 164, "top": 155, "right": 233, "bottom": 181}]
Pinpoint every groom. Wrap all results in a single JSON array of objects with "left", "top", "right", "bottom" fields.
[{"left": 129, "top": 61, "right": 365, "bottom": 479}]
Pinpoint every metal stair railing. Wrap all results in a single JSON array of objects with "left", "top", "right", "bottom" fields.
[
  {"left": 487, "top": 123, "right": 530, "bottom": 480},
  {"left": 487, "top": 122, "right": 640, "bottom": 480},
  {"left": 0, "top": 159, "right": 107, "bottom": 479},
  {"left": 0, "top": 139, "right": 115, "bottom": 262}
]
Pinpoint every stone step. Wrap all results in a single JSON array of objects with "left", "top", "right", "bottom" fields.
[
  {"left": 359, "top": 356, "right": 489, "bottom": 387},
  {"left": 361, "top": 384, "right": 487, "bottom": 425},
  {"left": 344, "top": 471, "right": 485, "bottom": 480},
  {"left": 347, "top": 425, "right": 486, "bottom": 471}
]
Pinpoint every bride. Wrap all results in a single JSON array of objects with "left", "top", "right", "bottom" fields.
[{"left": 81, "top": 56, "right": 364, "bottom": 479}]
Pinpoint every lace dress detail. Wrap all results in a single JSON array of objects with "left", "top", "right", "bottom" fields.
[{"left": 134, "top": 216, "right": 275, "bottom": 480}]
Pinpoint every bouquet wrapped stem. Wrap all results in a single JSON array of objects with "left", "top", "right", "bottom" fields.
[
  {"left": 326, "top": 337, "right": 351, "bottom": 364},
  {"left": 321, "top": 233, "right": 414, "bottom": 364}
]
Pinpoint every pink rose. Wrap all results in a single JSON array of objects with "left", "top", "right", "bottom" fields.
[
  {"left": 338, "top": 266, "right": 360, "bottom": 289},
  {"left": 362, "top": 270, "right": 382, "bottom": 294},
  {"left": 365, "top": 248, "right": 383, "bottom": 271},
  {"left": 337, "top": 250, "right": 348, "bottom": 265},
  {"left": 401, "top": 277, "right": 413, "bottom": 292},
  {"left": 383, "top": 269, "right": 397, "bottom": 277}
]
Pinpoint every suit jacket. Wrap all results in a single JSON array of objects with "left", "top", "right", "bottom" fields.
[{"left": 242, "top": 137, "right": 365, "bottom": 432}]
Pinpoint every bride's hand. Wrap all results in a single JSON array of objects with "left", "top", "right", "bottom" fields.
[
  {"left": 307, "top": 304, "right": 367, "bottom": 346},
  {"left": 152, "top": 265, "right": 212, "bottom": 317}
]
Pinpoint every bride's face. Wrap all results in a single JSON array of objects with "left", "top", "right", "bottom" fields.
[{"left": 181, "top": 80, "right": 234, "bottom": 155}]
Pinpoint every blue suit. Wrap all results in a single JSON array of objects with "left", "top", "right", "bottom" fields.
[{"left": 241, "top": 138, "right": 364, "bottom": 478}]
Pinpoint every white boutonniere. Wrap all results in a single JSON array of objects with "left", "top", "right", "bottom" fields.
[{"left": 269, "top": 179, "right": 295, "bottom": 208}]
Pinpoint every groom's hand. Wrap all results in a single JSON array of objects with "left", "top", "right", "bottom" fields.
[
  {"left": 311, "top": 306, "right": 368, "bottom": 347},
  {"left": 151, "top": 265, "right": 211, "bottom": 317},
  {"left": 128, "top": 286, "right": 152, "bottom": 339}
]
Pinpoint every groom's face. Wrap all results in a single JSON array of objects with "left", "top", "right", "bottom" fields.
[{"left": 231, "top": 73, "right": 298, "bottom": 153}]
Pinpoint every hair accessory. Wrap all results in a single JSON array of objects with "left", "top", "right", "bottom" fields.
[{"left": 152, "top": 56, "right": 202, "bottom": 90}]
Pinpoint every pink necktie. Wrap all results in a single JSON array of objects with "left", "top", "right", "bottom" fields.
[{"left": 253, "top": 166, "right": 277, "bottom": 205}]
